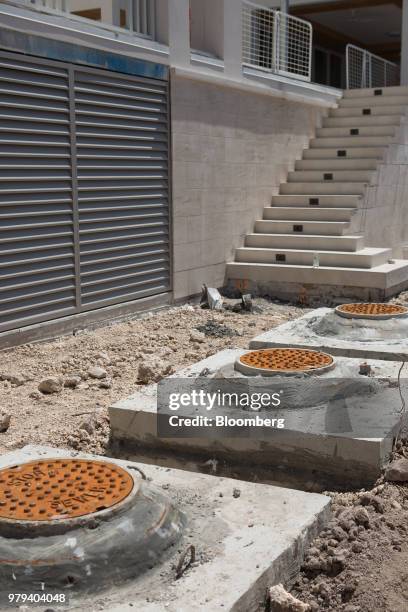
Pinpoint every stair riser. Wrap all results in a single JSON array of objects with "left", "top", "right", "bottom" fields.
[
  {"left": 331, "top": 106, "right": 405, "bottom": 118},
  {"left": 310, "top": 137, "right": 392, "bottom": 148},
  {"left": 255, "top": 220, "right": 348, "bottom": 236},
  {"left": 245, "top": 234, "right": 363, "bottom": 251},
  {"left": 272, "top": 195, "right": 361, "bottom": 208},
  {"left": 264, "top": 207, "right": 354, "bottom": 221},
  {"left": 317, "top": 126, "right": 396, "bottom": 137},
  {"left": 226, "top": 262, "right": 407, "bottom": 290},
  {"left": 340, "top": 96, "right": 408, "bottom": 107},
  {"left": 288, "top": 170, "right": 373, "bottom": 183},
  {"left": 343, "top": 87, "right": 408, "bottom": 98},
  {"left": 323, "top": 116, "right": 401, "bottom": 127},
  {"left": 296, "top": 159, "right": 378, "bottom": 171},
  {"left": 281, "top": 183, "right": 367, "bottom": 195},
  {"left": 303, "top": 147, "right": 385, "bottom": 159},
  {"left": 235, "top": 248, "right": 391, "bottom": 268}
]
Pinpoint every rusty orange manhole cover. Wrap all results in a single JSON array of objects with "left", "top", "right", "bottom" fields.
[
  {"left": 237, "top": 348, "right": 334, "bottom": 374},
  {"left": 0, "top": 459, "right": 134, "bottom": 522},
  {"left": 335, "top": 303, "right": 408, "bottom": 319}
]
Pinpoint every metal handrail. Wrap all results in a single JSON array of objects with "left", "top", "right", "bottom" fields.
[
  {"left": 346, "top": 44, "right": 399, "bottom": 89},
  {"left": 242, "top": 1, "right": 312, "bottom": 82}
]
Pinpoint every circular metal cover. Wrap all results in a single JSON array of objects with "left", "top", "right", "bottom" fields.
[
  {"left": 0, "top": 459, "right": 134, "bottom": 523},
  {"left": 236, "top": 348, "right": 335, "bottom": 376},
  {"left": 335, "top": 303, "right": 408, "bottom": 320}
]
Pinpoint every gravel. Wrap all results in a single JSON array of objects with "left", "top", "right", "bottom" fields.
[{"left": 0, "top": 297, "right": 303, "bottom": 455}]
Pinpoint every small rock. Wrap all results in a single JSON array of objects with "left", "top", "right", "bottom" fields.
[
  {"left": 38, "top": 377, "right": 63, "bottom": 394},
  {"left": 330, "top": 526, "right": 348, "bottom": 542},
  {"left": 96, "top": 351, "right": 111, "bottom": 364},
  {"left": 391, "top": 500, "right": 402, "bottom": 510},
  {"left": 268, "top": 584, "right": 311, "bottom": 611},
  {"left": 233, "top": 488, "right": 241, "bottom": 499},
  {"left": 352, "top": 541, "right": 364, "bottom": 553},
  {"left": 79, "top": 418, "right": 96, "bottom": 436},
  {"left": 359, "top": 492, "right": 385, "bottom": 513},
  {"left": 384, "top": 457, "right": 408, "bottom": 482},
  {"left": 1, "top": 373, "right": 27, "bottom": 386},
  {"left": 353, "top": 507, "right": 370, "bottom": 527},
  {"left": 0, "top": 412, "right": 11, "bottom": 433},
  {"left": 29, "top": 391, "right": 42, "bottom": 400},
  {"left": 190, "top": 330, "right": 205, "bottom": 343},
  {"left": 87, "top": 366, "right": 107, "bottom": 380},
  {"left": 99, "top": 380, "right": 112, "bottom": 389},
  {"left": 64, "top": 376, "right": 81, "bottom": 389}
]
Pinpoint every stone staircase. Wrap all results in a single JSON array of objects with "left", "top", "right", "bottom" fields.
[{"left": 227, "top": 86, "right": 408, "bottom": 300}]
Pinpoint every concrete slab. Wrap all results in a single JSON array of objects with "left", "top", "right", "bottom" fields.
[
  {"left": 109, "top": 349, "right": 407, "bottom": 489},
  {"left": 0, "top": 445, "right": 330, "bottom": 612},
  {"left": 249, "top": 307, "right": 408, "bottom": 361}
]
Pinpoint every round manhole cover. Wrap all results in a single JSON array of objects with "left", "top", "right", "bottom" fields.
[
  {"left": 235, "top": 348, "right": 335, "bottom": 376},
  {"left": 0, "top": 459, "right": 135, "bottom": 526},
  {"left": 335, "top": 303, "right": 408, "bottom": 320}
]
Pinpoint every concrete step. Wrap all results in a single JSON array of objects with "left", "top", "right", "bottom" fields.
[
  {"left": 316, "top": 126, "right": 396, "bottom": 138},
  {"left": 287, "top": 170, "right": 373, "bottom": 183},
  {"left": 340, "top": 96, "right": 408, "bottom": 108},
  {"left": 264, "top": 206, "right": 355, "bottom": 222},
  {"left": 323, "top": 115, "right": 401, "bottom": 127},
  {"left": 226, "top": 260, "right": 408, "bottom": 290},
  {"left": 272, "top": 194, "right": 361, "bottom": 208},
  {"left": 254, "top": 219, "right": 349, "bottom": 236},
  {"left": 245, "top": 233, "right": 364, "bottom": 251},
  {"left": 303, "top": 147, "right": 385, "bottom": 159},
  {"left": 280, "top": 182, "right": 367, "bottom": 195},
  {"left": 331, "top": 105, "right": 405, "bottom": 118},
  {"left": 310, "top": 136, "right": 392, "bottom": 148},
  {"left": 296, "top": 158, "right": 378, "bottom": 171},
  {"left": 343, "top": 86, "right": 408, "bottom": 98},
  {"left": 235, "top": 246, "right": 391, "bottom": 268}
]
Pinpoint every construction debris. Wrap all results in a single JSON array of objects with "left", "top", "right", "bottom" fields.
[
  {"left": 384, "top": 457, "right": 408, "bottom": 482},
  {"left": 88, "top": 366, "right": 108, "bottom": 380},
  {"left": 200, "top": 285, "right": 223, "bottom": 310},
  {"left": 269, "top": 584, "right": 311, "bottom": 611}
]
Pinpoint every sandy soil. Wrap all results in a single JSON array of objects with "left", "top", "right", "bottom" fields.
[
  {"left": 0, "top": 298, "right": 303, "bottom": 455},
  {"left": 292, "top": 441, "right": 408, "bottom": 612}
]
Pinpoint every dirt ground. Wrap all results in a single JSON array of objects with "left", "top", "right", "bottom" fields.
[
  {"left": 2, "top": 294, "right": 408, "bottom": 612},
  {"left": 0, "top": 297, "right": 303, "bottom": 455},
  {"left": 292, "top": 442, "right": 408, "bottom": 612}
]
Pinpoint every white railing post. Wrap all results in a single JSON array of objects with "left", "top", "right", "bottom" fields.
[
  {"left": 347, "top": 44, "right": 399, "bottom": 89},
  {"left": 224, "top": 0, "right": 243, "bottom": 79},
  {"left": 168, "top": 0, "right": 191, "bottom": 68},
  {"left": 402, "top": 0, "right": 408, "bottom": 85},
  {"left": 242, "top": 1, "right": 311, "bottom": 81}
]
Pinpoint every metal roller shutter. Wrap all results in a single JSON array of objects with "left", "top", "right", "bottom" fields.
[
  {"left": 0, "top": 55, "right": 77, "bottom": 333},
  {"left": 0, "top": 51, "right": 170, "bottom": 334},
  {"left": 75, "top": 69, "right": 170, "bottom": 310}
]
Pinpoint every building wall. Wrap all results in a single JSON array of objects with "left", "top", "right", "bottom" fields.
[
  {"left": 363, "top": 120, "right": 408, "bottom": 257},
  {"left": 171, "top": 74, "right": 328, "bottom": 299}
]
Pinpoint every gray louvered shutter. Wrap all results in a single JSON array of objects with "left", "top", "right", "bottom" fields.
[
  {"left": 0, "top": 54, "right": 77, "bottom": 333},
  {"left": 74, "top": 69, "right": 170, "bottom": 310}
]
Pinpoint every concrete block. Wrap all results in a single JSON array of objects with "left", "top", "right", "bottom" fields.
[
  {"left": 109, "top": 348, "right": 406, "bottom": 489},
  {"left": 1, "top": 445, "right": 330, "bottom": 612},
  {"left": 250, "top": 307, "right": 408, "bottom": 361}
]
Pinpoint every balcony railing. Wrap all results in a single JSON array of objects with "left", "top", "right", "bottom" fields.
[
  {"left": 242, "top": 1, "right": 312, "bottom": 82},
  {"left": 24, "top": 0, "right": 155, "bottom": 38},
  {"left": 346, "top": 44, "right": 399, "bottom": 89}
]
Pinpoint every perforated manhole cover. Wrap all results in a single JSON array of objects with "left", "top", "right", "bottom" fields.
[
  {"left": 0, "top": 459, "right": 135, "bottom": 524},
  {"left": 236, "top": 348, "right": 335, "bottom": 376},
  {"left": 335, "top": 303, "right": 408, "bottom": 320}
]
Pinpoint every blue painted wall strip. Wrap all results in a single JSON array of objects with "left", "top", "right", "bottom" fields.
[{"left": 0, "top": 27, "right": 168, "bottom": 80}]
